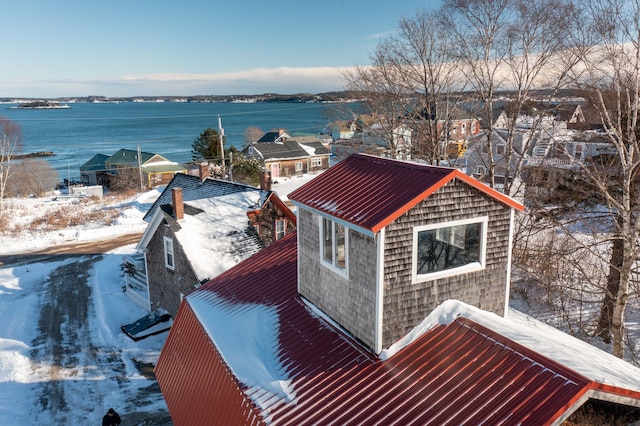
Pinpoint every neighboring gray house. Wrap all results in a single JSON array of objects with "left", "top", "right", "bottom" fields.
[
  {"left": 125, "top": 172, "right": 296, "bottom": 316},
  {"left": 288, "top": 153, "right": 523, "bottom": 353},
  {"left": 241, "top": 139, "right": 329, "bottom": 178}
]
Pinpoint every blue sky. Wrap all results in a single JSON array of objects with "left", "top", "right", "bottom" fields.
[{"left": 3, "top": 1, "right": 441, "bottom": 98}]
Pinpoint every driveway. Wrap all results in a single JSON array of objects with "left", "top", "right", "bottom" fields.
[{"left": 2, "top": 234, "right": 172, "bottom": 424}]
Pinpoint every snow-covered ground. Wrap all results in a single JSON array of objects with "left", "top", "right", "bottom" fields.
[
  {"left": 0, "top": 173, "right": 317, "bottom": 424},
  {"left": 2, "top": 170, "right": 640, "bottom": 423}
]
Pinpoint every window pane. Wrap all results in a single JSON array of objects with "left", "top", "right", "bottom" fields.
[
  {"left": 276, "top": 219, "right": 285, "bottom": 240},
  {"left": 323, "top": 218, "right": 333, "bottom": 262},
  {"left": 165, "top": 238, "right": 174, "bottom": 268},
  {"left": 416, "top": 222, "right": 481, "bottom": 275},
  {"left": 335, "top": 223, "right": 345, "bottom": 269}
]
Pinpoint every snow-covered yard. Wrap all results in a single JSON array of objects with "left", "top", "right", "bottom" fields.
[
  {"left": 2, "top": 169, "right": 640, "bottom": 423},
  {"left": 0, "top": 173, "right": 317, "bottom": 423}
]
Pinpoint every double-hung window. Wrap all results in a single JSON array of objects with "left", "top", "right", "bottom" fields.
[
  {"left": 164, "top": 236, "right": 175, "bottom": 270},
  {"left": 275, "top": 219, "right": 286, "bottom": 240},
  {"left": 320, "top": 217, "right": 347, "bottom": 273},
  {"left": 412, "top": 217, "right": 487, "bottom": 282}
]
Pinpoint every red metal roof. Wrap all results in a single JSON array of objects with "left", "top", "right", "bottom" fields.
[
  {"left": 288, "top": 153, "right": 524, "bottom": 234},
  {"left": 155, "top": 233, "right": 640, "bottom": 425}
]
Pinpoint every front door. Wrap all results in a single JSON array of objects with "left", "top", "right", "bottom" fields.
[{"left": 271, "top": 163, "right": 280, "bottom": 178}]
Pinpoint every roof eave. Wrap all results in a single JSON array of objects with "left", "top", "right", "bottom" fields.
[{"left": 290, "top": 200, "right": 375, "bottom": 237}]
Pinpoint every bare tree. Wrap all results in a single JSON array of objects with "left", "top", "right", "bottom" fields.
[
  {"left": 244, "top": 126, "right": 264, "bottom": 144},
  {"left": 549, "top": 0, "right": 640, "bottom": 357},
  {"left": 343, "top": 9, "right": 461, "bottom": 164},
  {"left": 0, "top": 117, "right": 23, "bottom": 216},
  {"left": 9, "top": 159, "right": 59, "bottom": 197},
  {"left": 441, "top": 0, "right": 574, "bottom": 195}
]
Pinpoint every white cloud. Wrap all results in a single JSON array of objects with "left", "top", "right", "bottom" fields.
[{"left": 0, "top": 67, "right": 348, "bottom": 98}]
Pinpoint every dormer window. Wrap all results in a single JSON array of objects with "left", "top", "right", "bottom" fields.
[
  {"left": 412, "top": 216, "right": 487, "bottom": 282},
  {"left": 320, "top": 217, "right": 347, "bottom": 274}
]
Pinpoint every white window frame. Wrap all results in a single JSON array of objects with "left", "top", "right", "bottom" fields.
[
  {"left": 163, "top": 236, "right": 175, "bottom": 270},
  {"left": 311, "top": 157, "right": 323, "bottom": 167},
  {"left": 275, "top": 218, "right": 286, "bottom": 241},
  {"left": 319, "top": 216, "right": 348, "bottom": 276},
  {"left": 412, "top": 216, "right": 488, "bottom": 283},
  {"left": 295, "top": 161, "right": 303, "bottom": 171}
]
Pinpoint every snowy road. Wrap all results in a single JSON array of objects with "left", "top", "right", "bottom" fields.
[{"left": 0, "top": 251, "right": 172, "bottom": 424}]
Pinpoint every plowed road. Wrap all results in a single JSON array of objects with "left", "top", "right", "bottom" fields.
[{"left": 0, "top": 233, "right": 143, "bottom": 266}]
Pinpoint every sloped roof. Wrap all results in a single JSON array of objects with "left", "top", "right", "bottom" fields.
[
  {"left": 79, "top": 153, "right": 109, "bottom": 172},
  {"left": 143, "top": 173, "right": 268, "bottom": 221},
  {"left": 105, "top": 148, "right": 159, "bottom": 166},
  {"left": 141, "top": 162, "right": 187, "bottom": 174},
  {"left": 156, "top": 234, "right": 640, "bottom": 425},
  {"left": 257, "top": 131, "right": 281, "bottom": 143},
  {"left": 249, "top": 141, "right": 310, "bottom": 161},
  {"left": 162, "top": 193, "right": 265, "bottom": 282},
  {"left": 288, "top": 153, "right": 524, "bottom": 235},
  {"left": 297, "top": 140, "right": 330, "bottom": 156}
]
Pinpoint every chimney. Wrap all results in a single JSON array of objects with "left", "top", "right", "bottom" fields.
[
  {"left": 199, "top": 162, "right": 209, "bottom": 182},
  {"left": 259, "top": 170, "right": 272, "bottom": 191},
  {"left": 172, "top": 187, "right": 184, "bottom": 220}
]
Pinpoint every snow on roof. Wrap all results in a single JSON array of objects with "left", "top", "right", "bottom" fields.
[
  {"left": 383, "top": 299, "right": 640, "bottom": 391},
  {"left": 188, "top": 292, "right": 295, "bottom": 413},
  {"left": 174, "top": 191, "right": 263, "bottom": 282}
]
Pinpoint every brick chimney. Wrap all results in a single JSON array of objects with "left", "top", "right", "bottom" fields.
[
  {"left": 259, "top": 170, "right": 272, "bottom": 191},
  {"left": 199, "top": 162, "right": 209, "bottom": 182},
  {"left": 172, "top": 187, "right": 184, "bottom": 220}
]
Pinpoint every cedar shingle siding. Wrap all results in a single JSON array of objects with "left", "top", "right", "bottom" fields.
[
  {"left": 382, "top": 180, "right": 511, "bottom": 347},
  {"left": 147, "top": 221, "right": 199, "bottom": 317},
  {"left": 298, "top": 179, "right": 513, "bottom": 352},
  {"left": 298, "top": 208, "right": 379, "bottom": 349}
]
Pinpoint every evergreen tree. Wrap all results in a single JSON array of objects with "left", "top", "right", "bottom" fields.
[{"left": 191, "top": 127, "right": 224, "bottom": 161}]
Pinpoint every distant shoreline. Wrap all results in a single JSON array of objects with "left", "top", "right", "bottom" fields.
[{"left": 0, "top": 91, "right": 362, "bottom": 105}]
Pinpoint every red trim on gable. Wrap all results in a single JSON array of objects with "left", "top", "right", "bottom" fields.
[
  {"left": 289, "top": 154, "right": 523, "bottom": 235},
  {"left": 370, "top": 170, "right": 456, "bottom": 233},
  {"left": 450, "top": 169, "right": 525, "bottom": 212},
  {"left": 368, "top": 169, "right": 524, "bottom": 234}
]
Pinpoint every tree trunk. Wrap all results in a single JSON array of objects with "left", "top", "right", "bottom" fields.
[{"left": 596, "top": 215, "right": 623, "bottom": 343}]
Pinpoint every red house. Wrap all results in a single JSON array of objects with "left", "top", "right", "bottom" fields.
[{"left": 155, "top": 154, "right": 640, "bottom": 425}]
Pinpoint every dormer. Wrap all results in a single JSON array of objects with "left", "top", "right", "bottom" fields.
[{"left": 288, "top": 153, "right": 524, "bottom": 353}]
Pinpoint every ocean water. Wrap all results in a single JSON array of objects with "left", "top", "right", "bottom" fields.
[{"left": 1, "top": 101, "right": 341, "bottom": 180}]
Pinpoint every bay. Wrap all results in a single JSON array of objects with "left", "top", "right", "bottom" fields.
[{"left": 1, "top": 101, "right": 341, "bottom": 180}]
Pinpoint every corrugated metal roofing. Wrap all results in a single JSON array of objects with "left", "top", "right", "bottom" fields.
[
  {"left": 156, "top": 233, "right": 635, "bottom": 425},
  {"left": 288, "top": 153, "right": 523, "bottom": 233}
]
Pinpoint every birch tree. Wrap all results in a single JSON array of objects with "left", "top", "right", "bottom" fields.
[
  {"left": 0, "top": 117, "right": 23, "bottom": 217},
  {"left": 557, "top": 0, "right": 640, "bottom": 357}
]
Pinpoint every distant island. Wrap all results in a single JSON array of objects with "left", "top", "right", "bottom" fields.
[{"left": 10, "top": 101, "right": 71, "bottom": 109}]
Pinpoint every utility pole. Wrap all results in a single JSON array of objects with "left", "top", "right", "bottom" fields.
[
  {"left": 218, "top": 115, "right": 226, "bottom": 176},
  {"left": 137, "top": 144, "right": 144, "bottom": 191}
]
